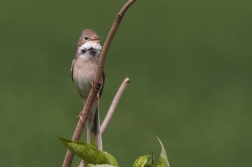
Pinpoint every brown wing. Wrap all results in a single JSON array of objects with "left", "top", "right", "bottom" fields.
[
  {"left": 70, "top": 59, "right": 75, "bottom": 82},
  {"left": 99, "top": 69, "right": 105, "bottom": 98}
]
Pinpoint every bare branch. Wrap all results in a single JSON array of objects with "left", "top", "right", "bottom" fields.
[
  {"left": 101, "top": 78, "right": 131, "bottom": 134},
  {"left": 62, "top": 1, "right": 136, "bottom": 167}
]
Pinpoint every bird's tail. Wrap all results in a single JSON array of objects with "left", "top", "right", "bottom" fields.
[{"left": 86, "top": 100, "right": 103, "bottom": 150}]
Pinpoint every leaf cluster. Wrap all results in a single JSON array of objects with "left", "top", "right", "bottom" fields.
[{"left": 59, "top": 135, "right": 170, "bottom": 167}]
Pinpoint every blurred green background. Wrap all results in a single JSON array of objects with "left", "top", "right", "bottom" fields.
[{"left": 1, "top": 0, "right": 252, "bottom": 166}]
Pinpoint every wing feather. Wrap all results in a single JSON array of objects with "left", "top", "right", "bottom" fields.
[
  {"left": 99, "top": 70, "right": 105, "bottom": 98},
  {"left": 70, "top": 59, "right": 75, "bottom": 82}
]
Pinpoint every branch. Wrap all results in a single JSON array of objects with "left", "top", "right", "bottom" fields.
[
  {"left": 101, "top": 78, "right": 131, "bottom": 134},
  {"left": 62, "top": 1, "right": 136, "bottom": 167}
]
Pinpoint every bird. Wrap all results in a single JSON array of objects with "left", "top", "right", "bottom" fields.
[{"left": 70, "top": 29, "right": 104, "bottom": 150}]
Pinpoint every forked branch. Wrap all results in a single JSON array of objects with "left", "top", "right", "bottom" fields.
[{"left": 78, "top": 78, "right": 131, "bottom": 167}]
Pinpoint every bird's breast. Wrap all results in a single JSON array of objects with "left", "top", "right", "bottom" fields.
[{"left": 73, "top": 55, "right": 98, "bottom": 99}]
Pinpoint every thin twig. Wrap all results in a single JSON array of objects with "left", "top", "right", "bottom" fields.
[
  {"left": 62, "top": 1, "right": 136, "bottom": 167},
  {"left": 101, "top": 78, "right": 131, "bottom": 134}
]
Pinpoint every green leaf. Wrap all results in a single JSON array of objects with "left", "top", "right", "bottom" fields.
[
  {"left": 133, "top": 154, "right": 154, "bottom": 167},
  {"left": 157, "top": 137, "right": 170, "bottom": 167},
  {"left": 58, "top": 135, "right": 117, "bottom": 166},
  {"left": 90, "top": 134, "right": 97, "bottom": 148},
  {"left": 145, "top": 153, "right": 154, "bottom": 167},
  {"left": 87, "top": 164, "right": 117, "bottom": 167}
]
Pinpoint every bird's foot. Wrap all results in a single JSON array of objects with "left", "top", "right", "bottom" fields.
[
  {"left": 91, "top": 80, "right": 102, "bottom": 92},
  {"left": 96, "top": 94, "right": 99, "bottom": 100},
  {"left": 91, "top": 80, "right": 101, "bottom": 100}
]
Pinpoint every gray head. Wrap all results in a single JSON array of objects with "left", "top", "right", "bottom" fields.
[
  {"left": 77, "top": 29, "right": 100, "bottom": 47},
  {"left": 76, "top": 29, "right": 102, "bottom": 56}
]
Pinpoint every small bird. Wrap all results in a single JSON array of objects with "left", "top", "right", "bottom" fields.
[{"left": 70, "top": 29, "right": 104, "bottom": 150}]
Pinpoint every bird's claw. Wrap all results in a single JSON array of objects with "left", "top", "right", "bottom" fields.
[{"left": 91, "top": 80, "right": 101, "bottom": 100}]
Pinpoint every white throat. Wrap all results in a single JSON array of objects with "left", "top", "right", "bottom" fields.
[{"left": 78, "top": 41, "right": 102, "bottom": 55}]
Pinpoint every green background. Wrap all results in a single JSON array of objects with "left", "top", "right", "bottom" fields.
[{"left": 1, "top": 0, "right": 251, "bottom": 166}]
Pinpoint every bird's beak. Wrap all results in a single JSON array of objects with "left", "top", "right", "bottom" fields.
[{"left": 91, "top": 36, "right": 100, "bottom": 42}]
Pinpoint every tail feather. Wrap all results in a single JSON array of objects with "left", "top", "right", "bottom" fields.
[{"left": 86, "top": 100, "right": 103, "bottom": 150}]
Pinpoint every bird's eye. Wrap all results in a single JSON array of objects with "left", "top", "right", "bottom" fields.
[{"left": 84, "top": 37, "right": 88, "bottom": 40}]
